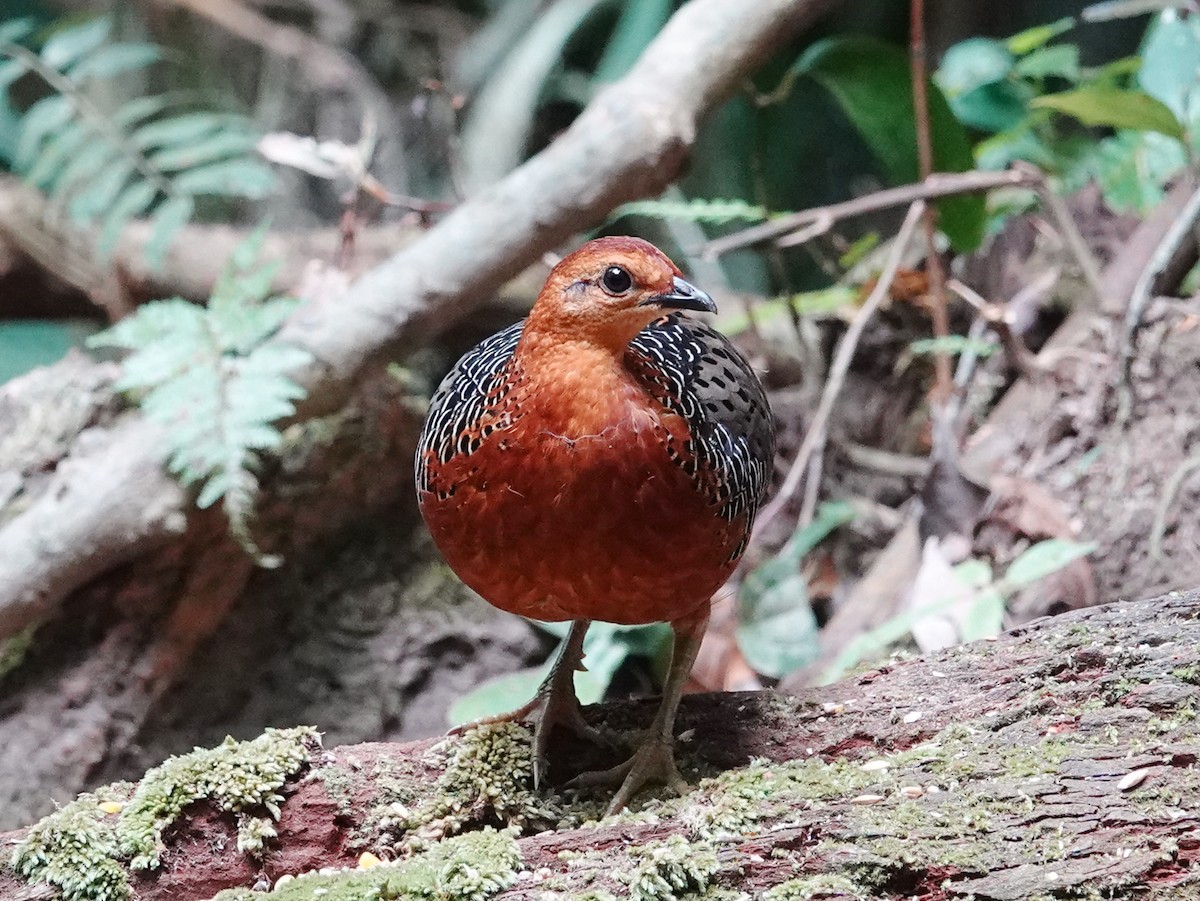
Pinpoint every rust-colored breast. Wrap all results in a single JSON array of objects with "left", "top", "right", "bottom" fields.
[{"left": 415, "top": 316, "right": 772, "bottom": 626}]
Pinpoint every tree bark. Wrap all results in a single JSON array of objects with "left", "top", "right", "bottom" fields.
[{"left": 4, "top": 591, "right": 1198, "bottom": 901}]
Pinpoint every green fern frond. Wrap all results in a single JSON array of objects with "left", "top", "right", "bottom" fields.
[
  {"left": 0, "top": 13, "right": 276, "bottom": 268},
  {"left": 89, "top": 227, "right": 310, "bottom": 566},
  {"left": 614, "top": 197, "right": 771, "bottom": 224}
]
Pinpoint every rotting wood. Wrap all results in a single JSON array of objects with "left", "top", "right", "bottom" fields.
[{"left": 3, "top": 590, "right": 1197, "bottom": 900}]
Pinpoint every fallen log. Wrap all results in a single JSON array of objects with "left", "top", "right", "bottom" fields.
[{"left": 4, "top": 589, "right": 1197, "bottom": 900}]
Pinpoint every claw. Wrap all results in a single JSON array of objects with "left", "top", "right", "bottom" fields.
[{"left": 568, "top": 732, "right": 690, "bottom": 815}]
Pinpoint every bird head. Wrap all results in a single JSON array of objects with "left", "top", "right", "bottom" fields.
[{"left": 526, "top": 236, "right": 716, "bottom": 351}]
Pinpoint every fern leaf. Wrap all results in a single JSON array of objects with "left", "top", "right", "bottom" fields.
[
  {"left": 68, "top": 43, "right": 161, "bottom": 81},
  {"left": 132, "top": 111, "right": 229, "bottom": 150},
  {"left": 615, "top": 197, "right": 771, "bottom": 224},
  {"left": 98, "top": 181, "right": 158, "bottom": 257},
  {"left": 88, "top": 232, "right": 310, "bottom": 565},
  {"left": 2, "top": 13, "right": 277, "bottom": 267},
  {"left": 24, "top": 118, "right": 88, "bottom": 189},
  {"left": 171, "top": 158, "right": 276, "bottom": 198},
  {"left": 0, "top": 57, "right": 28, "bottom": 91},
  {"left": 39, "top": 16, "right": 112, "bottom": 69},
  {"left": 0, "top": 17, "right": 36, "bottom": 46},
  {"left": 143, "top": 196, "right": 195, "bottom": 270},
  {"left": 150, "top": 129, "right": 259, "bottom": 173},
  {"left": 68, "top": 158, "right": 135, "bottom": 224},
  {"left": 14, "top": 94, "right": 73, "bottom": 169}
]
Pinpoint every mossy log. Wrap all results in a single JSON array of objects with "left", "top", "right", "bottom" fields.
[{"left": 4, "top": 590, "right": 1199, "bottom": 901}]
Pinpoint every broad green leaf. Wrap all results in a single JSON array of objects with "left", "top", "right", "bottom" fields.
[
  {"left": 14, "top": 94, "right": 73, "bottom": 171},
  {"left": 953, "top": 558, "right": 1004, "bottom": 643},
  {"left": 0, "top": 319, "right": 97, "bottom": 384},
  {"left": 593, "top": 0, "right": 672, "bottom": 84},
  {"left": 143, "top": 195, "right": 195, "bottom": 271},
  {"left": 39, "top": 15, "right": 112, "bottom": 70},
  {"left": 448, "top": 663, "right": 549, "bottom": 726},
  {"left": 68, "top": 42, "right": 160, "bottom": 81},
  {"left": 1002, "top": 539, "right": 1095, "bottom": 588},
  {"left": 797, "top": 36, "right": 985, "bottom": 252},
  {"left": 1138, "top": 11, "right": 1200, "bottom": 131},
  {"left": 959, "top": 589, "right": 1006, "bottom": 643},
  {"left": 1067, "top": 130, "right": 1188, "bottom": 213},
  {"left": 458, "top": 0, "right": 612, "bottom": 187},
  {"left": 172, "top": 158, "right": 277, "bottom": 198},
  {"left": 1014, "top": 44, "right": 1080, "bottom": 81},
  {"left": 1006, "top": 17, "right": 1075, "bottom": 55},
  {"left": 97, "top": 181, "right": 158, "bottom": 258},
  {"left": 572, "top": 629, "right": 630, "bottom": 705},
  {"left": 936, "top": 38, "right": 1014, "bottom": 98},
  {"left": 737, "top": 501, "right": 855, "bottom": 678},
  {"left": 950, "top": 81, "right": 1031, "bottom": 133},
  {"left": 1031, "top": 87, "right": 1184, "bottom": 139}
]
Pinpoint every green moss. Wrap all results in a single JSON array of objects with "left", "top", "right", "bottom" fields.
[
  {"left": 11, "top": 728, "right": 317, "bottom": 901},
  {"left": 212, "top": 827, "right": 522, "bottom": 901},
  {"left": 1172, "top": 666, "right": 1200, "bottom": 685},
  {"left": 388, "top": 723, "right": 559, "bottom": 850},
  {"left": 11, "top": 785, "right": 134, "bottom": 901},
  {"left": 614, "top": 835, "right": 719, "bottom": 901},
  {"left": 763, "top": 874, "right": 866, "bottom": 900},
  {"left": 235, "top": 815, "right": 278, "bottom": 856},
  {"left": 120, "top": 727, "right": 317, "bottom": 869}
]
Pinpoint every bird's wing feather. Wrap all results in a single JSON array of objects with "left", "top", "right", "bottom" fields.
[
  {"left": 415, "top": 320, "right": 525, "bottom": 492},
  {"left": 627, "top": 313, "right": 775, "bottom": 524}
]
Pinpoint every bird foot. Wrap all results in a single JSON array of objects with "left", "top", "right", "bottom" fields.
[{"left": 568, "top": 733, "right": 689, "bottom": 815}]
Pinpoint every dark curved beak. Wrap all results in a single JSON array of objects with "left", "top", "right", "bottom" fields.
[{"left": 643, "top": 275, "right": 717, "bottom": 314}]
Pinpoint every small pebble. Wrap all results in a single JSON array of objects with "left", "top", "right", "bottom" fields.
[
  {"left": 1118, "top": 768, "right": 1150, "bottom": 791},
  {"left": 899, "top": 785, "right": 925, "bottom": 799},
  {"left": 849, "top": 793, "right": 885, "bottom": 805},
  {"left": 903, "top": 710, "right": 923, "bottom": 724},
  {"left": 860, "top": 759, "right": 890, "bottom": 772}
]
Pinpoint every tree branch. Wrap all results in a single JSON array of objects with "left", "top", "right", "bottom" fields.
[{"left": 0, "top": 0, "right": 840, "bottom": 641}]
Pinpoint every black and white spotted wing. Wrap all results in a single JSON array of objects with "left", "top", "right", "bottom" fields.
[
  {"left": 627, "top": 314, "right": 775, "bottom": 525},
  {"left": 415, "top": 321, "right": 524, "bottom": 494}
]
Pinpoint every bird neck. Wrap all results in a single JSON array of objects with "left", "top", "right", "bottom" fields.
[{"left": 511, "top": 326, "right": 643, "bottom": 432}]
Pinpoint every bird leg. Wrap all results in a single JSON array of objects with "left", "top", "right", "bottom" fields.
[
  {"left": 454, "top": 619, "right": 608, "bottom": 787},
  {"left": 569, "top": 614, "right": 706, "bottom": 815}
]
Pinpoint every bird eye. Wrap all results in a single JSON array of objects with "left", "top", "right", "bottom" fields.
[{"left": 601, "top": 265, "right": 633, "bottom": 295}]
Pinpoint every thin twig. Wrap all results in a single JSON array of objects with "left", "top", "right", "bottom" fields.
[
  {"left": 752, "top": 201, "right": 927, "bottom": 541},
  {"left": 946, "top": 279, "right": 1040, "bottom": 379},
  {"left": 909, "top": 0, "right": 953, "bottom": 404},
  {"left": 1019, "top": 163, "right": 1108, "bottom": 308},
  {"left": 703, "top": 168, "right": 1039, "bottom": 257},
  {"left": 1150, "top": 452, "right": 1200, "bottom": 560}
]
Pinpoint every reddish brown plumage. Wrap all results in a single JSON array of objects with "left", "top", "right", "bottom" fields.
[
  {"left": 415, "top": 236, "right": 773, "bottom": 809},
  {"left": 416, "top": 237, "right": 770, "bottom": 628}
]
